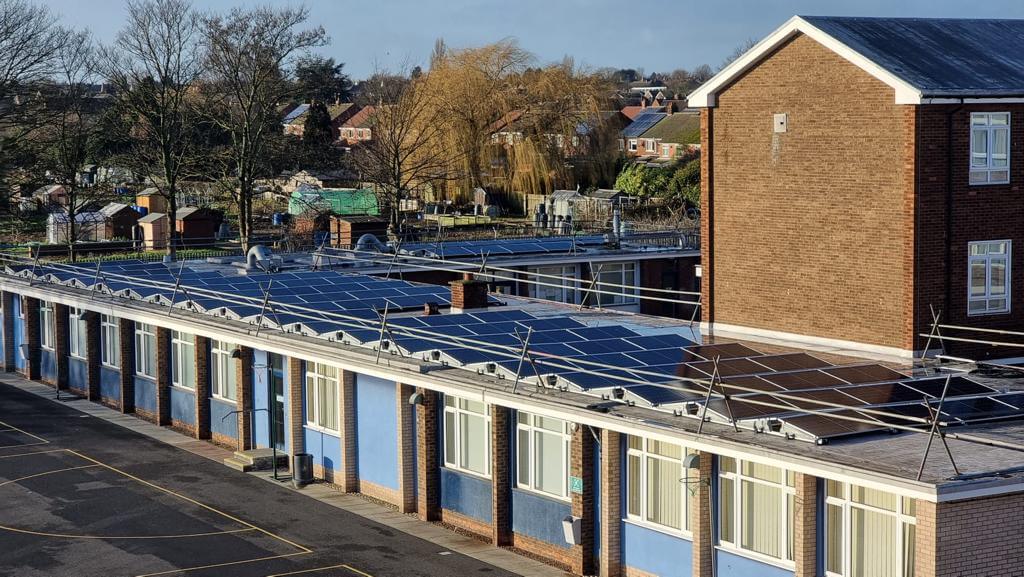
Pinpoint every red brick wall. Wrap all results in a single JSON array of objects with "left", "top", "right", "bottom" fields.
[
  {"left": 914, "top": 104, "right": 1024, "bottom": 358},
  {"left": 704, "top": 33, "right": 914, "bottom": 350},
  {"left": 917, "top": 492, "right": 1024, "bottom": 577}
]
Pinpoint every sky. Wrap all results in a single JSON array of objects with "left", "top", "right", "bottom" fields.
[{"left": 46, "top": 0, "right": 1024, "bottom": 79}]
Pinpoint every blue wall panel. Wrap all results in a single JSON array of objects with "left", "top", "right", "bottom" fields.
[
  {"left": 511, "top": 489, "right": 571, "bottom": 548},
  {"left": 69, "top": 357, "right": 88, "bottom": 389},
  {"left": 13, "top": 298, "right": 24, "bottom": 370},
  {"left": 716, "top": 550, "right": 794, "bottom": 577},
  {"left": 134, "top": 376, "right": 156, "bottom": 413},
  {"left": 170, "top": 387, "right": 195, "bottom": 425},
  {"left": 304, "top": 427, "right": 340, "bottom": 472},
  {"left": 622, "top": 522, "right": 693, "bottom": 577},
  {"left": 211, "top": 397, "right": 238, "bottom": 440},
  {"left": 99, "top": 366, "right": 120, "bottom": 402},
  {"left": 355, "top": 373, "right": 398, "bottom": 490},
  {"left": 253, "top": 350, "right": 270, "bottom": 448},
  {"left": 440, "top": 468, "right": 492, "bottom": 522},
  {"left": 40, "top": 349, "right": 56, "bottom": 382}
]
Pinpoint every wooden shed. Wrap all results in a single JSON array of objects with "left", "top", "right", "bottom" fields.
[
  {"left": 330, "top": 215, "right": 389, "bottom": 248},
  {"left": 175, "top": 206, "right": 223, "bottom": 246},
  {"left": 136, "top": 187, "right": 167, "bottom": 215},
  {"left": 99, "top": 202, "right": 141, "bottom": 240},
  {"left": 138, "top": 212, "right": 168, "bottom": 250}
]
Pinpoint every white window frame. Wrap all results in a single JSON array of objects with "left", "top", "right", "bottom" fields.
[
  {"left": 516, "top": 411, "right": 571, "bottom": 501},
  {"left": 18, "top": 295, "right": 25, "bottom": 319},
  {"left": 305, "top": 362, "right": 338, "bottom": 432},
  {"left": 594, "top": 261, "right": 639, "bottom": 306},
  {"left": 68, "top": 307, "right": 87, "bottom": 359},
  {"left": 134, "top": 322, "right": 157, "bottom": 378},
  {"left": 969, "top": 112, "right": 1010, "bottom": 185},
  {"left": 628, "top": 139, "right": 637, "bottom": 152},
  {"left": 661, "top": 143, "right": 672, "bottom": 158},
  {"left": 443, "top": 395, "right": 492, "bottom": 478},
  {"left": 100, "top": 315, "right": 119, "bottom": 368},
  {"left": 718, "top": 457, "right": 796, "bottom": 567},
  {"left": 211, "top": 339, "right": 237, "bottom": 401},
  {"left": 40, "top": 301, "right": 54, "bottom": 350},
  {"left": 967, "top": 240, "right": 1011, "bottom": 315},
  {"left": 625, "top": 435, "right": 692, "bottom": 534},
  {"left": 824, "top": 481, "right": 917, "bottom": 577},
  {"left": 171, "top": 330, "right": 196, "bottom": 390},
  {"left": 527, "top": 265, "right": 578, "bottom": 304}
]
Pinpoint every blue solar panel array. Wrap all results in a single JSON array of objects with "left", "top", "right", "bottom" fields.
[
  {"left": 622, "top": 112, "right": 666, "bottom": 138},
  {"left": 395, "top": 235, "right": 608, "bottom": 259},
  {"left": 18, "top": 259, "right": 1024, "bottom": 445}
]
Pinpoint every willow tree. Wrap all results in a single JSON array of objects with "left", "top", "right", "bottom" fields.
[{"left": 419, "top": 40, "right": 609, "bottom": 201}]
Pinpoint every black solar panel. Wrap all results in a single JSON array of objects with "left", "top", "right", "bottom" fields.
[
  {"left": 824, "top": 364, "right": 907, "bottom": 384},
  {"left": 754, "top": 353, "right": 832, "bottom": 372},
  {"left": 763, "top": 370, "right": 847, "bottom": 391},
  {"left": 684, "top": 343, "right": 762, "bottom": 360}
]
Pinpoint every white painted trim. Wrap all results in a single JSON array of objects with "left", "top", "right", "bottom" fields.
[
  {"left": 687, "top": 15, "right": 923, "bottom": 107},
  {"left": 701, "top": 321, "right": 916, "bottom": 362},
  {"left": 922, "top": 97, "right": 1024, "bottom": 104}
]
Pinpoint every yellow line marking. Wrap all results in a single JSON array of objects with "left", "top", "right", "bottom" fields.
[
  {"left": 0, "top": 448, "right": 67, "bottom": 460},
  {"left": 0, "top": 464, "right": 99, "bottom": 488},
  {"left": 0, "top": 419, "right": 49, "bottom": 445},
  {"left": 64, "top": 449, "right": 313, "bottom": 554},
  {"left": 134, "top": 551, "right": 311, "bottom": 577},
  {"left": 266, "top": 563, "right": 374, "bottom": 577},
  {"left": 0, "top": 524, "right": 257, "bottom": 540}
]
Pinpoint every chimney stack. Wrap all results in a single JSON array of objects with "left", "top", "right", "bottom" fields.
[{"left": 450, "top": 273, "right": 489, "bottom": 313}]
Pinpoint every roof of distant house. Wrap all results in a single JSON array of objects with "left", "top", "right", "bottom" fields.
[
  {"left": 638, "top": 111, "right": 701, "bottom": 145},
  {"left": 690, "top": 15, "right": 1024, "bottom": 106},
  {"left": 341, "top": 105, "right": 376, "bottom": 129},
  {"left": 622, "top": 112, "right": 665, "bottom": 138}
]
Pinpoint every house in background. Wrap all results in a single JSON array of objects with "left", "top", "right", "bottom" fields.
[
  {"left": 690, "top": 15, "right": 1024, "bottom": 359},
  {"left": 338, "top": 105, "right": 375, "bottom": 145},
  {"left": 621, "top": 106, "right": 700, "bottom": 160},
  {"left": 282, "top": 102, "right": 360, "bottom": 138}
]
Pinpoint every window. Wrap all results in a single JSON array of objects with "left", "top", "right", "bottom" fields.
[
  {"left": 825, "top": 481, "right": 916, "bottom": 577},
  {"left": 101, "top": 315, "right": 119, "bottom": 367},
  {"left": 628, "top": 139, "right": 638, "bottom": 152},
  {"left": 68, "top": 307, "right": 87, "bottom": 359},
  {"left": 40, "top": 302, "right": 54, "bottom": 349},
  {"left": 593, "top": 261, "right": 639, "bottom": 306},
  {"left": 645, "top": 139, "right": 657, "bottom": 152},
  {"left": 171, "top": 331, "right": 195, "bottom": 389},
  {"left": 661, "top": 144, "right": 672, "bottom": 158},
  {"left": 527, "top": 265, "right": 577, "bottom": 304},
  {"left": 135, "top": 322, "right": 156, "bottom": 378},
  {"left": 968, "top": 240, "right": 1010, "bottom": 315},
  {"left": 443, "top": 395, "right": 491, "bottom": 477},
  {"left": 626, "top": 435, "right": 692, "bottom": 532},
  {"left": 970, "top": 112, "right": 1010, "bottom": 184},
  {"left": 719, "top": 457, "right": 795, "bottom": 563},
  {"left": 211, "top": 339, "right": 237, "bottom": 400},
  {"left": 517, "top": 412, "right": 571, "bottom": 499},
  {"left": 305, "top": 362, "right": 338, "bottom": 431}
]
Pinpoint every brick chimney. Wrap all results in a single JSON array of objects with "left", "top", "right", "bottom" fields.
[{"left": 449, "top": 273, "right": 489, "bottom": 313}]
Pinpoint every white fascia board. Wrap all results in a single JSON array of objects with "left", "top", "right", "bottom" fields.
[
  {"left": 687, "top": 15, "right": 923, "bottom": 107},
  {"left": 921, "top": 97, "right": 1024, "bottom": 105}
]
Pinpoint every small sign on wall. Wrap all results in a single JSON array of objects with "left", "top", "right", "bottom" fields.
[{"left": 569, "top": 476, "right": 584, "bottom": 494}]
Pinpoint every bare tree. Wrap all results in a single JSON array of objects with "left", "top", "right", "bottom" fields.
[
  {"left": 36, "top": 31, "right": 111, "bottom": 260},
  {"left": 0, "top": 0, "right": 66, "bottom": 203},
  {"left": 202, "top": 5, "right": 326, "bottom": 250},
  {"left": 351, "top": 71, "right": 452, "bottom": 233},
  {"left": 100, "top": 0, "right": 205, "bottom": 257}
]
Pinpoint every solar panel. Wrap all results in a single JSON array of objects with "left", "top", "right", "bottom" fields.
[
  {"left": 841, "top": 383, "right": 928, "bottom": 405},
  {"left": 624, "top": 384, "right": 704, "bottom": 407},
  {"left": 684, "top": 343, "right": 761, "bottom": 360},
  {"left": 753, "top": 353, "right": 832, "bottom": 372},
  {"left": 824, "top": 364, "right": 907, "bottom": 384},
  {"left": 902, "top": 376, "right": 996, "bottom": 398},
  {"left": 763, "top": 370, "right": 847, "bottom": 391}
]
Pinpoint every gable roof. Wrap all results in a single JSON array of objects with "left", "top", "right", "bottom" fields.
[{"left": 689, "top": 15, "right": 1024, "bottom": 107}]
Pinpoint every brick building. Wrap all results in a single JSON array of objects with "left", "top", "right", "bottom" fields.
[{"left": 689, "top": 16, "right": 1024, "bottom": 360}]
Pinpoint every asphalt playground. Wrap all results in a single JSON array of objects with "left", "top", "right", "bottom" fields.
[{"left": 0, "top": 380, "right": 516, "bottom": 577}]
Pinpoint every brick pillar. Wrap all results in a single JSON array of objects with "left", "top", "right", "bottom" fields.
[
  {"left": 794, "top": 473, "right": 817, "bottom": 577},
  {"left": 571, "top": 425, "right": 596, "bottom": 575},
  {"left": 194, "top": 335, "right": 210, "bottom": 440},
  {"left": 54, "top": 303, "right": 69, "bottom": 389},
  {"left": 915, "top": 499, "right": 938, "bottom": 577},
  {"left": 449, "top": 273, "right": 489, "bottom": 312},
  {"left": 416, "top": 388, "right": 440, "bottom": 522},
  {"left": 599, "top": 429, "right": 621, "bottom": 577},
  {"left": 85, "top": 311, "right": 101, "bottom": 401},
  {"left": 118, "top": 318, "right": 134, "bottom": 413},
  {"left": 338, "top": 370, "right": 357, "bottom": 491},
  {"left": 2, "top": 292, "right": 14, "bottom": 372},
  {"left": 24, "top": 297, "right": 40, "bottom": 381},
  {"left": 691, "top": 451, "right": 714, "bottom": 577},
  {"left": 397, "top": 383, "right": 416, "bottom": 513},
  {"left": 155, "top": 327, "right": 171, "bottom": 426},
  {"left": 287, "top": 357, "right": 304, "bottom": 456},
  {"left": 236, "top": 345, "right": 254, "bottom": 449},
  {"left": 490, "top": 405, "right": 512, "bottom": 546}
]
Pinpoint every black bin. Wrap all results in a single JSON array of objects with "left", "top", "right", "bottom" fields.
[{"left": 292, "top": 453, "right": 313, "bottom": 488}]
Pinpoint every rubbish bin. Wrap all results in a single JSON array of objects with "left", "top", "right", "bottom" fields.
[{"left": 292, "top": 453, "right": 313, "bottom": 488}]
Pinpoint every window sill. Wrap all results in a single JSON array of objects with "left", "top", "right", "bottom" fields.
[
  {"left": 513, "top": 485, "right": 571, "bottom": 504},
  {"left": 623, "top": 517, "right": 692, "bottom": 541},
  {"left": 171, "top": 384, "right": 195, "bottom": 393},
  {"left": 69, "top": 355, "right": 87, "bottom": 361},
  {"left": 212, "top": 394, "right": 237, "bottom": 404},
  {"left": 304, "top": 423, "right": 340, "bottom": 436},
  {"left": 714, "top": 544, "right": 794, "bottom": 572},
  {"left": 101, "top": 363, "right": 119, "bottom": 370},
  {"left": 966, "top": 309, "right": 1010, "bottom": 317},
  {"left": 442, "top": 465, "right": 492, "bottom": 481}
]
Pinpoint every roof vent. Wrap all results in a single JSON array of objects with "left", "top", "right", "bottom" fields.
[{"left": 246, "top": 244, "right": 281, "bottom": 272}]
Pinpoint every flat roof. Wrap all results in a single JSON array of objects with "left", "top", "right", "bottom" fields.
[{"left": 2, "top": 257, "right": 1023, "bottom": 497}]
